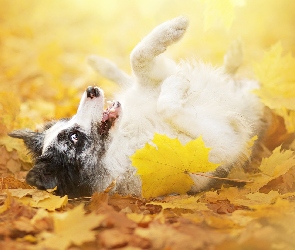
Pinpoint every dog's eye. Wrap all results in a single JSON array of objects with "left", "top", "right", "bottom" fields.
[{"left": 70, "top": 133, "right": 79, "bottom": 144}]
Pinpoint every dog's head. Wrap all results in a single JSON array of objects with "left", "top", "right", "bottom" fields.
[{"left": 9, "top": 87, "right": 119, "bottom": 198}]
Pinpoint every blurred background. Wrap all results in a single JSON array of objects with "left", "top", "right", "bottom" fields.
[{"left": 0, "top": 0, "right": 295, "bottom": 174}]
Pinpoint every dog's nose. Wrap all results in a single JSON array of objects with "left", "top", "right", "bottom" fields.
[{"left": 86, "top": 86, "right": 100, "bottom": 99}]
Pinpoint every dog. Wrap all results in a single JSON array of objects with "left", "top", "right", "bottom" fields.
[{"left": 9, "top": 16, "right": 266, "bottom": 198}]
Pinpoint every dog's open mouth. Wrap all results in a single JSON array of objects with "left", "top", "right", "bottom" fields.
[{"left": 100, "top": 101, "right": 121, "bottom": 135}]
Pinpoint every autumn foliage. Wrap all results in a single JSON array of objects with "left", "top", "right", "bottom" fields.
[{"left": 1, "top": 0, "right": 295, "bottom": 249}]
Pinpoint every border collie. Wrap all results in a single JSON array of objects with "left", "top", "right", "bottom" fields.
[{"left": 9, "top": 16, "right": 266, "bottom": 198}]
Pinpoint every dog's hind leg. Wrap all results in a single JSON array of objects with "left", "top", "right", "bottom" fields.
[
  {"left": 223, "top": 39, "right": 243, "bottom": 75},
  {"left": 88, "top": 55, "right": 132, "bottom": 87},
  {"left": 130, "top": 16, "right": 189, "bottom": 84}
]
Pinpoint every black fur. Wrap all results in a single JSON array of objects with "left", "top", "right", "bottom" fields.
[
  {"left": 10, "top": 120, "right": 110, "bottom": 198},
  {"left": 9, "top": 129, "right": 45, "bottom": 158}
]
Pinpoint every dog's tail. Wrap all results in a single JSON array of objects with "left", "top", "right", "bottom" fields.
[{"left": 88, "top": 55, "right": 132, "bottom": 87}]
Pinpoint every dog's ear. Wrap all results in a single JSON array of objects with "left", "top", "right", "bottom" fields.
[{"left": 8, "top": 129, "right": 45, "bottom": 158}]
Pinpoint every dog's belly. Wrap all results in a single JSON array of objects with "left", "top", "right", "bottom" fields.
[{"left": 102, "top": 62, "right": 265, "bottom": 196}]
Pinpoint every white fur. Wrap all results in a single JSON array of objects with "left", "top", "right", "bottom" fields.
[
  {"left": 43, "top": 88, "right": 104, "bottom": 153},
  {"left": 87, "top": 16, "right": 265, "bottom": 196}
]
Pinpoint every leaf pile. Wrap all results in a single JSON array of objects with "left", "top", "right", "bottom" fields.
[{"left": 1, "top": 0, "right": 295, "bottom": 249}]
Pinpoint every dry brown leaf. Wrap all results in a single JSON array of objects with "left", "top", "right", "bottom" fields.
[
  {"left": 108, "top": 194, "right": 146, "bottom": 213},
  {"left": 98, "top": 228, "right": 130, "bottom": 249},
  {"left": 126, "top": 213, "right": 153, "bottom": 226},
  {"left": 135, "top": 221, "right": 226, "bottom": 250},
  {"left": 149, "top": 194, "right": 208, "bottom": 212},
  {"left": 88, "top": 192, "right": 109, "bottom": 212},
  {"left": 95, "top": 203, "right": 137, "bottom": 231},
  {"left": 0, "top": 176, "right": 32, "bottom": 189}
]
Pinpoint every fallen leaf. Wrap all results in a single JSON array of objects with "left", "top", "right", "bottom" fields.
[
  {"left": 135, "top": 222, "right": 203, "bottom": 250},
  {"left": 245, "top": 146, "right": 295, "bottom": 192},
  {"left": 7, "top": 189, "right": 68, "bottom": 211},
  {"left": 149, "top": 194, "right": 208, "bottom": 212},
  {"left": 131, "top": 134, "right": 219, "bottom": 198},
  {"left": 98, "top": 228, "right": 130, "bottom": 249},
  {"left": 0, "top": 175, "right": 31, "bottom": 189},
  {"left": 0, "top": 191, "right": 13, "bottom": 214},
  {"left": 88, "top": 192, "right": 109, "bottom": 212},
  {"left": 107, "top": 193, "right": 146, "bottom": 213},
  {"left": 95, "top": 203, "right": 137, "bottom": 231},
  {"left": 9, "top": 189, "right": 50, "bottom": 201},
  {"left": 39, "top": 204, "right": 105, "bottom": 250},
  {"left": 126, "top": 213, "right": 153, "bottom": 226},
  {"left": 13, "top": 217, "right": 35, "bottom": 233},
  {"left": 30, "top": 208, "right": 54, "bottom": 232},
  {"left": 30, "top": 193, "right": 68, "bottom": 211},
  {"left": 235, "top": 190, "right": 280, "bottom": 207},
  {"left": 0, "top": 136, "right": 32, "bottom": 164}
]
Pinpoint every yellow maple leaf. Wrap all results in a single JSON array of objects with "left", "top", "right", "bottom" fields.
[
  {"left": 39, "top": 204, "right": 104, "bottom": 250},
  {"left": 259, "top": 146, "right": 295, "bottom": 178},
  {"left": 245, "top": 146, "right": 295, "bottom": 192},
  {"left": 131, "top": 134, "right": 219, "bottom": 198},
  {"left": 8, "top": 189, "right": 68, "bottom": 211},
  {"left": 253, "top": 42, "right": 295, "bottom": 132},
  {"left": 201, "top": 0, "right": 245, "bottom": 31}
]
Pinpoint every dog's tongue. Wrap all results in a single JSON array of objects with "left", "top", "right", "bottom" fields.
[
  {"left": 102, "top": 108, "right": 118, "bottom": 122},
  {"left": 102, "top": 111, "right": 109, "bottom": 122},
  {"left": 102, "top": 101, "right": 121, "bottom": 122},
  {"left": 100, "top": 101, "right": 121, "bottom": 135}
]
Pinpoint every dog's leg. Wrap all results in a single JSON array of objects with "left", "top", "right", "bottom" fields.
[
  {"left": 130, "top": 16, "right": 189, "bottom": 84},
  {"left": 88, "top": 55, "right": 132, "bottom": 87},
  {"left": 223, "top": 39, "right": 243, "bottom": 75}
]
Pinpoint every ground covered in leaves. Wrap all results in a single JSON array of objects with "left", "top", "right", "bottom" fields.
[{"left": 1, "top": 0, "right": 295, "bottom": 249}]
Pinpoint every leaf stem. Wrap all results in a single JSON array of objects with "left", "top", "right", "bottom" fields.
[{"left": 190, "top": 172, "right": 254, "bottom": 183}]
